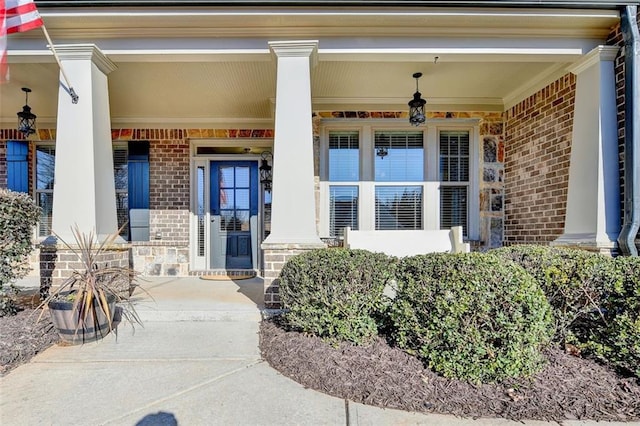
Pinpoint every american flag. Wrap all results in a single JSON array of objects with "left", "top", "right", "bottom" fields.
[{"left": 1, "top": 0, "right": 44, "bottom": 82}]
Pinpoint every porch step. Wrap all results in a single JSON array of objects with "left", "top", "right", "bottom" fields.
[
  {"left": 130, "top": 276, "right": 264, "bottom": 322},
  {"left": 189, "top": 270, "right": 258, "bottom": 280}
]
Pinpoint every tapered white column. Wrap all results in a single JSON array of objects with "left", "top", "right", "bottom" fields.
[
  {"left": 50, "top": 44, "right": 119, "bottom": 242},
  {"left": 553, "top": 46, "right": 620, "bottom": 253},
  {"left": 263, "top": 40, "right": 324, "bottom": 246}
]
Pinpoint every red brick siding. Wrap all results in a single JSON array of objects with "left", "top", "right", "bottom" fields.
[
  {"left": 504, "top": 74, "right": 576, "bottom": 245},
  {"left": 607, "top": 9, "right": 639, "bottom": 240},
  {"left": 0, "top": 141, "right": 6, "bottom": 189},
  {"left": 148, "top": 139, "right": 190, "bottom": 210}
]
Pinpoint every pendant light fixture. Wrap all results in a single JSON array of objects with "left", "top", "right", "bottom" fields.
[
  {"left": 17, "top": 87, "right": 37, "bottom": 137},
  {"left": 408, "top": 72, "right": 426, "bottom": 127}
]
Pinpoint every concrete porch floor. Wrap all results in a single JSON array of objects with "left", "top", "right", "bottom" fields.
[{"left": 130, "top": 276, "right": 265, "bottom": 322}]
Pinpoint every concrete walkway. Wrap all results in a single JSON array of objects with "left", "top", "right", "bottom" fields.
[{"left": 0, "top": 277, "right": 635, "bottom": 426}]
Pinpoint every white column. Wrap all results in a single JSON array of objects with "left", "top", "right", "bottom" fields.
[
  {"left": 552, "top": 46, "right": 620, "bottom": 253},
  {"left": 50, "top": 44, "right": 120, "bottom": 243},
  {"left": 263, "top": 40, "right": 324, "bottom": 246}
]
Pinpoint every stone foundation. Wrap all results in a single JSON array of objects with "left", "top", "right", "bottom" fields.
[{"left": 131, "top": 241, "right": 190, "bottom": 276}]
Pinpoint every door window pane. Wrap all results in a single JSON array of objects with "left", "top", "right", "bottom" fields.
[
  {"left": 375, "top": 186, "right": 422, "bottom": 230},
  {"left": 375, "top": 131, "right": 423, "bottom": 182},
  {"left": 329, "top": 131, "right": 359, "bottom": 181},
  {"left": 329, "top": 186, "right": 358, "bottom": 237},
  {"left": 235, "top": 167, "right": 250, "bottom": 187}
]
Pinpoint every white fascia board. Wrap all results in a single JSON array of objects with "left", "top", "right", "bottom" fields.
[{"left": 34, "top": 6, "right": 619, "bottom": 39}]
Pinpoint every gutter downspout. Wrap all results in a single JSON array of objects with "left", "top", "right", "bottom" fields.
[{"left": 618, "top": 5, "right": 640, "bottom": 256}]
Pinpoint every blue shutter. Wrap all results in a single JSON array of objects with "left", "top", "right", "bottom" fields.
[
  {"left": 6, "top": 141, "right": 29, "bottom": 193},
  {"left": 128, "top": 141, "right": 150, "bottom": 241}
]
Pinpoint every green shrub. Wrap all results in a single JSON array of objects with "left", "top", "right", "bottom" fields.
[
  {"left": 572, "top": 256, "right": 640, "bottom": 378},
  {"left": 278, "top": 248, "right": 396, "bottom": 345},
  {"left": 390, "top": 252, "right": 553, "bottom": 384},
  {"left": 490, "top": 245, "right": 615, "bottom": 342},
  {"left": 0, "top": 189, "right": 41, "bottom": 316}
]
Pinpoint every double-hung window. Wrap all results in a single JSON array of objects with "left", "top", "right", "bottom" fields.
[
  {"left": 328, "top": 131, "right": 359, "bottom": 237},
  {"left": 439, "top": 130, "right": 470, "bottom": 235},
  {"left": 374, "top": 131, "right": 424, "bottom": 230},
  {"left": 35, "top": 145, "right": 131, "bottom": 239},
  {"left": 323, "top": 124, "right": 476, "bottom": 240}
]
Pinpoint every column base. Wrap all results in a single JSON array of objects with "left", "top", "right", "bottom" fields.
[
  {"left": 550, "top": 233, "right": 619, "bottom": 256},
  {"left": 261, "top": 241, "right": 327, "bottom": 309},
  {"left": 39, "top": 238, "right": 131, "bottom": 299}
]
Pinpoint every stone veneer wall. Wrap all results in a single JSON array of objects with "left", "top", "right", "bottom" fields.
[{"left": 503, "top": 74, "right": 576, "bottom": 245}]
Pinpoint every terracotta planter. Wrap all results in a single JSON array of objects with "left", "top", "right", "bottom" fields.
[{"left": 48, "top": 296, "right": 116, "bottom": 345}]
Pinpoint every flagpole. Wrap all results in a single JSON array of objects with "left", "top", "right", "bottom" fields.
[{"left": 40, "top": 24, "right": 79, "bottom": 104}]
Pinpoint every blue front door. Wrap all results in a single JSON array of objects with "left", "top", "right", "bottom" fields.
[{"left": 210, "top": 161, "right": 259, "bottom": 269}]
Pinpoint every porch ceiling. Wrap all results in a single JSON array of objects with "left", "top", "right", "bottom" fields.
[
  {"left": 0, "top": 5, "right": 618, "bottom": 128},
  {"left": 0, "top": 58, "right": 567, "bottom": 127}
]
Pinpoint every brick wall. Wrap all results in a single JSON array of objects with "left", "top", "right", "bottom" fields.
[
  {"left": 607, "top": 9, "right": 640, "bottom": 246},
  {"left": 504, "top": 74, "right": 576, "bottom": 245}
]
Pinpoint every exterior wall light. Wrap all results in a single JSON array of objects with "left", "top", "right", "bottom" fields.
[
  {"left": 408, "top": 72, "right": 426, "bottom": 127},
  {"left": 259, "top": 151, "right": 273, "bottom": 193},
  {"left": 17, "top": 87, "right": 37, "bottom": 137}
]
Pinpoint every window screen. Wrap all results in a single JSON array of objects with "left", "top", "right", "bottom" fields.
[
  {"left": 329, "top": 131, "right": 359, "bottom": 181},
  {"left": 439, "top": 131, "right": 470, "bottom": 182},
  {"left": 440, "top": 186, "right": 468, "bottom": 235},
  {"left": 375, "top": 186, "right": 422, "bottom": 230},
  {"left": 329, "top": 186, "right": 358, "bottom": 237},
  {"left": 375, "top": 131, "right": 423, "bottom": 182}
]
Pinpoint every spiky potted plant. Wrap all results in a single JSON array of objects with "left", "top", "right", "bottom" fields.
[{"left": 38, "top": 226, "right": 143, "bottom": 345}]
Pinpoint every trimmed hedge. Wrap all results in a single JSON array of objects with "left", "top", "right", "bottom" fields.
[
  {"left": 278, "top": 248, "right": 396, "bottom": 345},
  {"left": 0, "top": 189, "right": 41, "bottom": 316},
  {"left": 572, "top": 256, "right": 640, "bottom": 378},
  {"left": 490, "top": 245, "right": 615, "bottom": 342},
  {"left": 390, "top": 252, "right": 553, "bottom": 384}
]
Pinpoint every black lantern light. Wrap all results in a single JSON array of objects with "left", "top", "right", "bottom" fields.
[
  {"left": 259, "top": 151, "right": 273, "bottom": 193},
  {"left": 408, "top": 72, "right": 426, "bottom": 127},
  {"left": 17, "top": 87, "right": 37, "bottom": 137}
]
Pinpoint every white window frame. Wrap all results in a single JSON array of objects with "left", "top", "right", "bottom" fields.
[{"left": 319, "top": 120, "right": 479, "bottom": 240}]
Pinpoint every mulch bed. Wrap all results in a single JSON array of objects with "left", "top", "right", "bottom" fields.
[
  {"left": 259, "top": 318, "right": 640, "bottom": 422},
  {"left": 0, "top": 291, "right": 59, "bottom": 376}
]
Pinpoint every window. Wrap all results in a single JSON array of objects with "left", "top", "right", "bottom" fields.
[
  {"left": 328, "top": 131, "right": 359, "bottom": 237},
  {"left": 374, "top": 131, "right": 424, "bottom": 230},
  {"left": 439, "top": 131, "right": 470, "bottom": 235},
  {"left": 375, "top": 186, "right": 422, "bottom": 230},
  {"left": 329, "top": 131, "right": 359, "bottom": 181},
  {"left": 113, "top": 146, "right": 129, "bottom": 240},
  {"left": 330, "top": 186, "right": 358, "bottom": 236},
  {"left": 374, "top": 131, "right": 423, "bottom": 181},
  {"left": 322, "top": 124, "right": 477, "bottom": 240},
  {"left": 35, "top": 146, "right": 55, "bottom": 237},
  {"left": 35, "top": 145, "right": 131, "bottom": 239}
]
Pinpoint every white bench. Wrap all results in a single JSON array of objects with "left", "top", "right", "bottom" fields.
[{"left": 343, "top": 226, "right": 470, "bottom": 257}]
